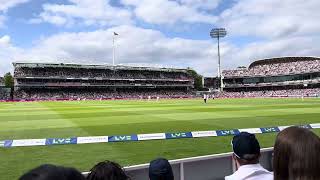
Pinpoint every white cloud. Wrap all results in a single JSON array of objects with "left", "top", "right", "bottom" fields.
[
  {"left": 219, "top": 0, "right": 320, "bottom": 38},
  {"left": 222, "top": 36, "right": 320, "bottom": 70},
  {"left": 178, "top": 0, "right": 221, "bottom": 10},
  {"left": 34, "top": 0, "right": 132, "bottom": 27},
  {"left": 0, "top": 35, "right": 22, "bottom": 75},
  {"left": 0, "top": 35, "right": 11, "bottom": 44},
  {"left": 0, "top": 0, "right": 30, "bottom": 28},
  {"left": 38, "top": 13, "right": 68, "bottom": 26},
  {"left": 121, "top": 0, "right": 217, "bottom": 25},
  {"left": 0, "top": 0, "right": 38, "bottom": 73},
  {"left": 0, "top": 0, "right": 29, "bottom": 12},
  {"left": 212, "top": 0, "right": 320, "bottom": 70},
  {"left": 31, "top": 0, "right": 220, "bottom": 26},
  {"left": 4, "top": 27, "right": 320, "bottom": 77},
  {"left": 3, "top": 0, "right": 320, "bottom": 77},
  {"left": 10, "top": 26, "right": 219, "bottom": 76}
]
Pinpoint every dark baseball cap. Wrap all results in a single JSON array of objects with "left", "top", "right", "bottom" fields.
[
  {"left": 232, "top": 132, "right": 260, "bottom": 160},
  {"left": 149, "top": 158, "right": 174, "bottom": 180}
]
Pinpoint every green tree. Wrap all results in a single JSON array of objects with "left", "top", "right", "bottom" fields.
[
  {"left": 187, "top": 68, "right": 203, "bottom": 90},
  {"left": 4, "top": 72, "right": 14, "bottom": 89}
]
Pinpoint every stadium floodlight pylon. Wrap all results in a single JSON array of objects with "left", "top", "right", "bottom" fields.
[
  {"left": 113, "top": 32, "right": 119, "bottom": 66},
  {"left": 210, "top": 28, "right": 227, "bottom": 91}
]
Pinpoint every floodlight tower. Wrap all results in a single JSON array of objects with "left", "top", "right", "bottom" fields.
[
  {"left": 210, "top": 28, "right": 227, "bottom": 91},
  {"left": 112, "top": 32, "right": 119, "bottom": 66}
]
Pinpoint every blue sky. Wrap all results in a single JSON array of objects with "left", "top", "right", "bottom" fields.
[{"left": 0, "top": 0, "right": 319, "bottom": 76}]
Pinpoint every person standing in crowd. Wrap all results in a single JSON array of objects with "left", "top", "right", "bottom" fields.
[
  {"left": 86, "top": 160, "right": 129, "bottom": 180},
  {"left": 19, "top": 164, "right": 85, "bottom": 180},
  {"left": 225, "top": 132, "right": 273, "bottom": 180},
  {"left": 273, "top": 126, "right": 320, "bottom": 180},
  {"left": 149, "top": 158, "right": 174, "bottom": 180}
]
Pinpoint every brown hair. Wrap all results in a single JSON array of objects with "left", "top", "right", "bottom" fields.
[{"left": 273, "top": 126, "right": 320, "bottom": 180}]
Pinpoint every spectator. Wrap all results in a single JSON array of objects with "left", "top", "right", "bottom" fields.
[
  {"left": 14, "top": 66, "right": 192, "bottom": 80},
  {"left": 273, "top": 126, "right": 320, "bottom": 180},
  {"left": 86, "top": 160, "right": 129, "bottom": 180},
  {"left": 149, "top": 158, "right": 174, "bottom": 180},
  {"left": 14, "top": 88, "right": 194, "bottom": 100},
  {"left": 223, "top": 58, "right": 320, "bottom": 77},
  {"left": 225, "top": 132, "right": 273, "bottom": 180},
  {"left": 13, "top": 64, "right": 194, "bottom": 100},
  {"left": 19, "top": 164, "right": 85, "bottom": 180},
  {"left": 217, "top": 88, "right": 320, "bottom": 98}
]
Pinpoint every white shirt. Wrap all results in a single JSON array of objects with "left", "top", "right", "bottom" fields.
[{"left": 225, "top": 164, "right": 273, "bottom": 180}]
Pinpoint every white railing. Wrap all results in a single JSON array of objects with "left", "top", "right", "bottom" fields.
[{"left": 83, "top": 147, "right": 273, "bottom": 180}]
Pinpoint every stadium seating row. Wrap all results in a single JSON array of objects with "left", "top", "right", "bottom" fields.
[
  {"left": 14, "top": 65, "right": 192, "bottom": 80},
  {"left": 218, "top": 88, "right": 320, "bottom": 98},
  {"left": 14, "top": 88, "right": 193, "bottom": 100},
  {"left": 223, "top": 57, "right": 320, "bottom": 77}
]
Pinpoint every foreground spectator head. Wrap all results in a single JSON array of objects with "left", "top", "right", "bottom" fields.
[
  {"left": 19, "top": 164, "right": 85, "bottom": 180},
  {"left": 149, "top": 158, "right": 174, "bottom": 180},
  {"left": 86, "top": 160, "right": 129, "bottom": 180},
  {"left": 273, "top": 126, "right": 320, "bottom": 180},
  {"left": 232, "top": 132, "right": 261, "bottom": 165},
  {"left": 225, "top": 132, "right": 273, "bottom": 180}
]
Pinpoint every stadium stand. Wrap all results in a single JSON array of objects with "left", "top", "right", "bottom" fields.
[
  {"left": 0, "top": 77, "right": 3, "bottom": 86},
  {"left": 203, "top": 77, "right": 219, "bottom": 90},
  {"left": 219, "top": 57, "right": 320, "bottom": 97},
  {"left": 223, "top": 57, "right": 320, "bottom": 77},
  {"left": 13, "top": 63, "right": 195, "bottom": 100},
  {"left": 0, "top": 77, "right": 11, "bottom": 100}
]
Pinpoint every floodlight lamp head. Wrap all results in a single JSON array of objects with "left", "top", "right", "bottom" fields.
[{"left": 210, "top": 28, "right": 227, "bottom": 39}]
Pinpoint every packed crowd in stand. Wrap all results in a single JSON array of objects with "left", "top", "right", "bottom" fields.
[
  {"left": 224, "top": 78, "right": 320, "bottom": 88},
  {"left": 11, "top": 59, "right": 320, "bottom": 100},
  {"left": 15, "top": 88, "right": 320, "bottom": 100},
  {"left": 0, "top": 77, "right": 10, "bottom": 99},
  {"left": 223, "top": 59, "right": 320, "bottom": 77},
  {"left": 15, "top": 88, "right": 194, "bottom": 100},
  {"left": 19, "top": 126, "right": 320, "bottom": 180},
  {"left": 12, "top": 65, "right": 195, "bottom": 100},
  {"left": 0, "top": 77, "right": 3, "bottom": 86},
  {"left": 217, "top": 88, "right": 320, "bottom": 98},
  {"left": 14, "top": 67, "right": 192, "bottom": 80},
  {"left": 0, "top": 89, "right": 10, "bottom": 100},
  {"left": 16, "top": 79, "right": 192, "bottom": 87}
]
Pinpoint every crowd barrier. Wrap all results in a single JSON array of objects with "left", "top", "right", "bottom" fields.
[
  {"left": 1, "top": 123, "right": 319, "bottom": 148},
  {"left": 83, "top": 148, "right": 274, "bottom": 180}
]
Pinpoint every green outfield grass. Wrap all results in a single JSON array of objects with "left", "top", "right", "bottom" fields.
[{"left": 1, "top": 98, "right": 320, "bottom": 179}]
